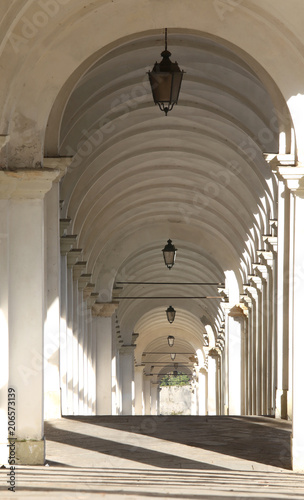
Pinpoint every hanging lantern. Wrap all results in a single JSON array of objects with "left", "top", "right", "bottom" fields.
[
  {"left": 148, "top": 28, "right": 185, "bottom": 115},
  {"left": 162, "top": 239, "right": 177, "bottom": 269},
  {"left": 170, "top": 352, "right": 176, "bottom": 361},
  {"left": 167, "top": 335, "right": 175, "bottom": 347},
  {"left": 166, "top": 306, "right": 176, "bottom": 323}
]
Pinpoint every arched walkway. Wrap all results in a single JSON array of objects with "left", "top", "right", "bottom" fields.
[{"left": 1, "top": 1, "right": 304, "bottom": 484}]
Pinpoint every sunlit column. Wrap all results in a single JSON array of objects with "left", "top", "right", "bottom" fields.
[
  {"left": 227, "top": 306, "right": 245, "bottom": 415},
  {"left": 134, "top": 365, "right": 145, "bottom": 415},
  {"left": 258, "top": 247, "right": 276, "bottom": 416},
  {"left": 78, "top": 275, "right": 90, "bottom": 415},
  {"left": 96, "top": 316, "right": 112, "bottom": 415},
  {"left": 91, "top": 316, "right": 97, "bottom": 415},
  {"left": 0, "top": 200, "right": 9, "bottom": 465},
  {"left": 151, "top": 378, "right": 159, "bottom": 415},
  {"left": 144, "top": 375, "right": 151, "bottom": 415},
  {"left": 77, "top": 288, "right": 84, "bottom": 414},
  {"left": 86, "top": 308, "right": 93, "bottom": 414},
  {"left": 4, "top": 169, "right": 59, "bottom": 464},
  {"left": 241, "top": 295, "right": 252, "bottom": 414},
  {"left": 279, "top": 167, "right": 304, "bottom": 471},
  {"left": 246, "top": 284, "right": 260, "bottom": 415},
  {"left": 72, "top": 261, "right": 86, "bottom": 414},
  {"left": 208, "top": 349, "right": 219, "bottom": 415},
  {"left": 198, "top": 367, "right": 207, "bottom": 415},
  {"left": 111, "top": 325, "right": 120, "bottom": 415},
  {"left": 119, "top": 345, "right": 136, "bottom": 415},
  {"left": 66, "top": 261, "right": 74, "bottom": 415},
  {"left": 44, "top": 186, "right": 61, "bottom": 420},
  {"left": 270, "top": 164, "right": 291, "bottom": 419}
]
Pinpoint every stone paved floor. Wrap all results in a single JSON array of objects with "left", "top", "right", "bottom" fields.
[{"left": 1, "top": 415, "right": 304, "bottom": 499}]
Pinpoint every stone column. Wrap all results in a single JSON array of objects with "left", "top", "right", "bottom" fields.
[
  {"left": 0, "top": 169, "right": 60, "bottom": 464},
  {"left": 273, "top": 176, "right": 290, "bottom": 418},
  {"left": 91, "top": 316, "right": 97, "bottom": 415},
  {"left": 151, "top": 379, "right": 159, "bottom": 415},
  {"left": 44, "top": 185, "right": 61, "bottom": 420},
  {"left": 95, "top": 316, "right": 112, "bottom": 415},
  {"left": 119, "top": 345, "right": 136, "bottom": 415},
  {"left": 258, "top": 247, "right": 276, "bottom": 416},
  {"left": 245, "top": 284, "right": 260, "bottom": 415},
  {"left": 72, "top": 261, "right": 86, "bottom": 414},
  {"left": 241, "top": 294, "right": 252, "bottom": 415},
  {"left": 278, "top": 167, "right": 304, "bottom": 471},
  {"left": 134, "top": 365, "right": 145, "bottom": 415},
  {"left": 227, "top": 305, "right": 246, "bottom": 415},
  {"left": 198, "top": 367, "right": 207, "bottom": 415},
  {"left": 208, "top": 349, "right": 218, "bottom": 415},
  {"left": 93, "top": 303, "right": 118, "bottom": 415},
  {"left": 144, "top": 375, "right": 151, "bottom": 415}
]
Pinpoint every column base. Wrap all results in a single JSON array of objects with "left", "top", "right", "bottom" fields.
[
  {"left": 292, "top": 436, "right": 304, "bottom": 472},
  {"left": 275, "top": 389, "right": 288, "bottom": 419},
  {"left": 15, "top": 439, "right": 45, "bottom": 465}
]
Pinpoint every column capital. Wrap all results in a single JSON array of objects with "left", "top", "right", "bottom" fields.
[
  {"left": 0, "top": 169, "right": 61, "bottom": 199},
  {"left": 252, "top": 263, "right": 268, "bottom": 279},
  {"left": 264, "top": 153, "right": 296, "bottom": 167},
  {"left": 60, "top": 218, "right": 71, "bottom": 236},
  {"left": 248, "top": 274, "right": 263, "bottom": 290},
  {"left": 135, "top": 364, "right": 145, "bottom": 372},
  {"left": 78, "top": 273, "right": 92, "bottom": 290},
  {"left": 132, "top": 333, "right": 139, "bottom": 344},
  {"left": 92, "top": 301, "right": 119, "bottom": 317},
  {"left": 274, "top": 165, "right": 304, "bottom": 193},
  {"left": 73, "top": 261, "right": 87, "bottom": 280},
  {"left": 60, "top": 235, "right": 78, "bottom": 255},
  {"left": 257, "top": 249, "right": 274, "bottom": 265},
  {"left": 67, "top": 248, "right": 82, "bottom": 267},
  {"left": 228, "top": 304, "right": 247, "bottom": 318},
  {"left": 119, "top": 344, "right": 136, "bottom": 355},
  {"left": 208, "top": 347, "right": 220, "bottom": 358},
  {"left": 43, "top": 157, "right": 73, "bottom": 182}
]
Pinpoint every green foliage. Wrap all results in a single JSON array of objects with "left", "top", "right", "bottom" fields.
[{"left": 160, "top": 372, "right": 190, "bottom": 387}]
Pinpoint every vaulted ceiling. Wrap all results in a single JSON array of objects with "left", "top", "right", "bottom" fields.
[{"left": 50, "top": 30, "right": 280, "bottom": 370}]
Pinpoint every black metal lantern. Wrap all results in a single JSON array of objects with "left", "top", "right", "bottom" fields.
[
  {"left": 170, "top": 352, "right": 176, "bottom": 361},
  {"left": 148, "top": 28, "right": 184, "bottom": 115},
  {"left": 166, "top": 305, "right": 176, "bottom": 323},
  {"left": 167, "top": 335, "right": 175, "bottom": 347},
  {"left": 162, "top": 239, "right": 177, "bottom": 269}
]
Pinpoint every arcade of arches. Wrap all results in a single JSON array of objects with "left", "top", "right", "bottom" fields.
[{"left": 1, "top": 0, "right": 304, "bottom": 473}]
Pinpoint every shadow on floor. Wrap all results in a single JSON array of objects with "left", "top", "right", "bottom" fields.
[
  {"left": 60, "top": 415, "right": 292, "bottom": 470},
  {"left": 45, "top": 423, "right": 227, "bottom": 470}
]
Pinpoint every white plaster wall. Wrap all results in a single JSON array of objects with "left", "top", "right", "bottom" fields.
[{"left": 159, "top": 386, "right": 192, "bottom": 415}]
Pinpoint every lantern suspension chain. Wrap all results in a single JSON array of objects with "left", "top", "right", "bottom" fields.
[{"left": 165, "top": 28, "right": 168, "bottom": 51}]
